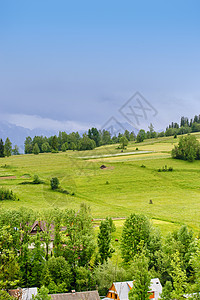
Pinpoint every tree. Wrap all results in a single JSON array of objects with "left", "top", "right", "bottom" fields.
[
  {"left": 29, "top": 233, "right": 45, "bottom": 287},
  {"left": 0, "top": 226, "right": 20, "bottom": 289},
  {"left": 136, "top": 130, "right": 146, "bottom": 143},
  {"left": 33, "top": 143, "right": 40, "bottom": 155},
  {"left": 50, "top": 177, "right": 59, "bottom": 190},
  {"left": 128, "top": 250, "right": 151, "bottom": 300},
  {"left": 32, "top": 286, "right": 51, "bottom": 300},
  {"left": 0, "top": 139, "right": 5, "bottom": 157},
  {"left": 172, "top": 134, "right": 200, "bottom": 162},
  {"left": 24, "top": 136, "right": 33, "bottom": 154},
  {"left": 101, "top": 130, "right": 112, "bottom": 145},
  {"left": 42, "top": 142, "right": 51, "bottom": 153},
  {"left": 4, "top": 138, "right": 12, "bottom": 157},
  {"left": 79, "top": 134, "right": 96, "bottom": 150},
  {"left": 0, "top": 290, "right": 15, "bottom": 300},
  {"left": 190, "top": 240, "right": 200, "bottom": 295},
  {"left": 94, "top": 260, "right": 127, "bottom": 296},
  {"left": 88, "top": 127, "right": 100, "bottom": 147},
  {"left": 42, "top": 256, "right": 72, "bottom": 289},
  {"left": 170, "top": 251, "right": 187, "bottom": 300},
  {"left": 119, "top": 136, "right": 128, "bottom": 149},
  {"left": 62, "top": 204, "right": 96, "bottom": 282},
  {"left": 12, "top": 145, "right": 20, "bottom": 155},
  {"left": 160, "top": 281, "right": 173, "bottom": 300},
  {"left": 98, "top": 219, "right": 115, "bottom": 264},
  {"left": 51, "top": 135, "right": 58, "bottom": 151},
  {"left": 121, "top": 214, "right": 151, "bottom": 263}
]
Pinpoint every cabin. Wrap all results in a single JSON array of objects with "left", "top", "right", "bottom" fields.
[
  {"left": 28, "top": 220, "right": 55, "bottom": 251},
  {"left": 104, "top": 278, "right": 162, "bottom": 300}
]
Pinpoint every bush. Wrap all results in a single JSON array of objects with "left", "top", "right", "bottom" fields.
[
  {"left": 158, "top": 165, "right": 173, "bottom": 172},
  {"left": 172, "top": 134, "right": 200, "bottom": 162},
  {"left": 33, "top": 175, "right": 44, "bottom": 184},
  {"left": 0, "top": 188, "right": 17, "bottom": 201},
  {"left": 50, "top": 177, "right": 59, "bottom": 190}
]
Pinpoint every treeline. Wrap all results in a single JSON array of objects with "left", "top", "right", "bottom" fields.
[
  {"left": 165, "top": 114, "right": 200, "bottom": 137},
  {"left": 24, "top": 129, "right": 135, "bottom": 154},
  {"left": 1, "top": 205, "right": 200, "bottom": 299},
  {"left": 0, "top": 138, "right": 20, "bottom": 157}
]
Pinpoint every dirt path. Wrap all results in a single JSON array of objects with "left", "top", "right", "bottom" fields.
[{"left": 0, "top": 176, "right": 16, "bottom": 180}]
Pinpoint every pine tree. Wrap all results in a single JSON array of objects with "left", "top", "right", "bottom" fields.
[
  {"left": 4, "top": 137, "right": 12, "bottom": 157},
  {"left": 33, "top": 143, "right": 40, "bottom": 155},
  {"left": 0, "top": 139, "right": 5, "bottom": 157}
]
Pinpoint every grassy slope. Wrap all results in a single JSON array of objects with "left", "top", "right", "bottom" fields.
[{"left": 0, "top": 133, "right": 200, "bottom": 235}]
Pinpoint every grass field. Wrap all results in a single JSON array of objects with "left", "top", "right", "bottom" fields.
[{"left": 1, "top": 133, "right": 200, "bottom": 235}]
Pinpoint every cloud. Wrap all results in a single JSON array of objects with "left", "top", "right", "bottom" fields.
[{"left": 1, "top": 114, "right": 94, "bottom": 133}]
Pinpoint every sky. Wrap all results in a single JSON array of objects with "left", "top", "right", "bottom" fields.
[{"left": 1, "top": 0, "right": 200, "bottom": 133}]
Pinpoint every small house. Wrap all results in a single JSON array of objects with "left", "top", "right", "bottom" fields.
[{"left": 104, "top": 278, "right": 162, "bottom": 300}]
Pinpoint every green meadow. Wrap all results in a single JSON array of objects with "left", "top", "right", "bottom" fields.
[{"left": 1, "top": 133, "right": 200, "bottom": 235}]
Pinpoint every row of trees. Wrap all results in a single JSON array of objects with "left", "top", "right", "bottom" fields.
[
  {"left": 24, "top": 129, "right": 136, "bottom": 154},
  {"left": 1, "top": 206, "right": 200, "bottom": 299},
  {"left": 0, "top": 138, "right": 20, "bottom": 157}
]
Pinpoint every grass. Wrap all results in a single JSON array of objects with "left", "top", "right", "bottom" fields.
[{"left": 0, "top": 133, "right": 200, "bottom": 235}]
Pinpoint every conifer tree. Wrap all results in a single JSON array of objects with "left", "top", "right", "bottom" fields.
[
  {"left": 0, "top": 139, "right": 5, "bottom": 157},
  {"left": 4, "top": 137, "right": 12, "bottom": 157}
]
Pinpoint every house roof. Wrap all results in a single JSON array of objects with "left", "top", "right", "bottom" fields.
[
  {"left": 50, "top": 290, "right": 101, "bottom": 300},
  {"left": 109, "top": 282, "right": 133, "bottom": 300},
  {"left": 107, "top": 278, "right": 162, "bottom": 300},
  {"left": 30, "top": 220, "right": 55, "bottom": 241}
]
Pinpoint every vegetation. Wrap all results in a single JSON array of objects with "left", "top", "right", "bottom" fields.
[
  {"left": 50, "top": 177, "right": 59, "bottom": 190},
  {"left": 0, "top": 206, "right": 199, "bottom": 299},
  {"left": 0, "top": 188, "right": 17, "bottom": 201},
  {"left": 172, "top": 134, "right": 200, "bottom": 162}
]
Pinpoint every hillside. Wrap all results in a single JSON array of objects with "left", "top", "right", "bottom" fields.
[{"left": 1, "top": 133, "right": 200, "bottom": 234}]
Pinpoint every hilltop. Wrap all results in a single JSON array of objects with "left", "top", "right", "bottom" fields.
[{"left": 0, "top": 133, "right": 200, "bottom": 234}]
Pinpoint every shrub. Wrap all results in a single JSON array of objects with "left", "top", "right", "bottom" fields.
[
  {"left": 33, "top": 175, "right": 43, "bottom": 184},
  {"left": 158, "top": 165, "right": 173, "bottom": 172},
  {"left": 50, "top": 177, "right": 59, "bottom": 190},
  {"left": 172, "top": 134, "right": 200, "bottom": 162},
  {"left": 0, "top": 187, "right": 17, "bottom": 201}
]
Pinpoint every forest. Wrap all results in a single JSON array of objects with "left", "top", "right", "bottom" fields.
[{"left": 0, "top": 204, "right": 200, "bottom": 300}]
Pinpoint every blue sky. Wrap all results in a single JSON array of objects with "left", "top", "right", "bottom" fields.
[{"left": 1, "top": 0, "right": 200, "bottom": 133}]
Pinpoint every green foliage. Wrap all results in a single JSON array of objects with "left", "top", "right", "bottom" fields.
[
  {"left": 121, "top": 214, "right": 151, "bottom": 263},
  {"left": 51, "top": 135, "right": 58, "bottom": 151},
  {"left": 128, "top": 250, "right": 151, "bottom": 300},
  {"left": 78, "top": 133, "right": 96, "bottom": 150},
  {"left": 33, "top": 143, "right": 40, "bottom": 155},
  {"left": 50, "top": 177, "right": 59, "bottom": 190},
  {"left": 12, "top": 145, "right": 20, "bottom": 155},
  {"left": 0, "top": 139, "right": 5, "bottom": 158},
  {"left": 0, "top": 226, "right": 20, "bottom": 289},
  {"left": 160, "top": 281, "right": 173, "bottom": 300},
  {"left": 62, "top": 204, "right": 96, "bottom": 272},
  {"left": 88, "top": 127, "right": 100, "bottom": 147},
  {"left": 0, "top": 290, "right": 15, "bottom": 300},
  {"left": 4, "top": 138, "right": 12, "bottom": 157},
  {"left": 136, "top": 130, "right": 146, "bottom": 143},
  {"left": 0, "top": 188, "right": 17, "bottom": 201},
  {"left": 172, "top": 135, "right": 200, "bottom": 162},
  {"left": 41, "top": 142, "right": 51, "bottom": 153},
  {"left": 42, "top": 256, "right": 72, "bottom": 289},
  {"left": 33, "top": 175, "right": 43, "bottom": 184},
  {"left": 97, "top": 219, "right": 115, "bottom": 264},
  {"left": 94, "top": 260, "right": 127, "bottom": 296},
  {"left": 24, "top": 136, "right": 33, "bottom": 154},
  {"left": 120, "top": 136, "right": 128, "bottom": 149},
  {"left": 32, "top": 286, "right": 51, "bottom": 300},
  {"left": 170, "top": 251, "right": 187, "bottom": 300},
  {"left": 158, "top": 165, "right": 173, "bottom": 172}
]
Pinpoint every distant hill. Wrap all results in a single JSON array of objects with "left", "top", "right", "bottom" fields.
[{"left": 0, "top": 121, "right": 57, "bottom": 153}]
